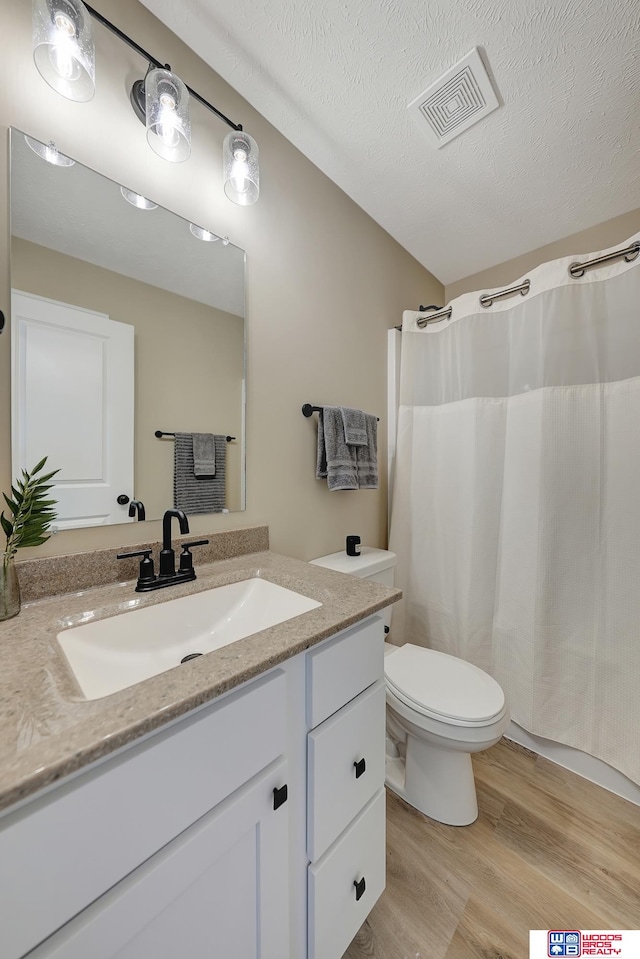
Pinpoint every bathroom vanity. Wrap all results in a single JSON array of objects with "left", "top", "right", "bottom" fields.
[{"left": 0, "top": 543, "right": 398, "bottom": 959}]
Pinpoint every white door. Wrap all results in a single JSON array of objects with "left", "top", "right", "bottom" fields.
[
  {"left": 30, "top": 758, "right": 291, "bottom": 959},
  {"left": 11, "top": 290, "right": 134, "bottom": 529}
]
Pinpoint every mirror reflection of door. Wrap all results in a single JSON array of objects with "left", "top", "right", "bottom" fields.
[{"left": 11, "top": 290, "right": 135, "bottom": 529}]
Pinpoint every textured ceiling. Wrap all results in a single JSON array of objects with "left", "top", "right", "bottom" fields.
[{"left": 138, "top": 0, "right": 640, "bottom": 284}]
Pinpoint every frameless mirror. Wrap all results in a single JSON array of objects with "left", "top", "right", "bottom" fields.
[{"left": 9, "top": 129, "right": 246, "bottom": 529}]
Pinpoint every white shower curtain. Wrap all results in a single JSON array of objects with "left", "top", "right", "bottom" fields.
[{"left": 389, "top": 233, "right": 640, "bottom": 786}]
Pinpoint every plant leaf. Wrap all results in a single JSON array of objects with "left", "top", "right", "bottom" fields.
[
  {"left": 2, "top": 458, "right": 59, "bottom": 553},
  {"left": 0, "top": 512, "right": 13, "bottom": 538}
]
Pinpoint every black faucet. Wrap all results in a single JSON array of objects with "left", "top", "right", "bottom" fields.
[
  {"left": 159, "top": 509, "right": 190, "bottom": 577},
  {"left": 116, "top": 509, "right": 209, "bottom": 592},
  {"left": 128, "top": 499, "right": 146, "bottom": 521}
]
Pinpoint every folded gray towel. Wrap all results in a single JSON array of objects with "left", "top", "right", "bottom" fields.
[
  {"left": 316, "top": 407, "right": 358, "bottom": 490},
  {"left": 340, "top": 407, "right": 368, "bottom": 446},
  {"left": 174, "top": 433, "right": 226, "bottom": 513},
  {"left": 316, "top": 407, "right": 378, "bottom": 490},
  {"left": 192, "top": 432, "right": 216, "bottom": 477},
  {"left": 354, "top": 414, "right": 378, "bottom": 489}
]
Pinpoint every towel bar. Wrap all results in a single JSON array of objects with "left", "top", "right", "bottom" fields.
[
  {"left": 302, "top": 405, "right": 379, "bottom": 421},
  {"left": 155, "top": 431, "right": 235, "bottom": 442}
]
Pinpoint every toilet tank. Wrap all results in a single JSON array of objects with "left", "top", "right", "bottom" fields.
[{"left": 310, "top": 548, "right": 396, "bottom": 628}]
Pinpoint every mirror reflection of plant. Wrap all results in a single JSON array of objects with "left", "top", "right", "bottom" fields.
[{"left": 1, "top": 457, "right": 60, "bottom": 559}]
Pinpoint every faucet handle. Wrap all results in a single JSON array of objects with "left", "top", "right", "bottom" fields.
[
  {"left": 116, "top": 548, "right": 156, "bottom": 584},
  {"left": 178, "top": 539, "right": 209, "bottom": 574}
]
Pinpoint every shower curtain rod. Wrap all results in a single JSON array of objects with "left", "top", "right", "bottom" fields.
[{"left": 408, "top": 239, "right": 640, "bottom": 330}]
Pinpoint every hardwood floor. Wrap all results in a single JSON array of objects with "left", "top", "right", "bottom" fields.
[{"left": 344, "top": 740, "right": 640, "bottom": 959}]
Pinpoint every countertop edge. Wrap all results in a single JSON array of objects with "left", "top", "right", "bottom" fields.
[{"left": 0, "top": 550, "right": 401, "bottom": 814}]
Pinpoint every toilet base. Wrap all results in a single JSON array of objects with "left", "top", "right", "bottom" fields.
[{"left": 385, "top": 733, "right": 479, "bottom": 826}]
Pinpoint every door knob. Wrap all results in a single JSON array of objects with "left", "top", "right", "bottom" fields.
[{"left": 116, "top": 494, "right": 130, "bottom": 505}]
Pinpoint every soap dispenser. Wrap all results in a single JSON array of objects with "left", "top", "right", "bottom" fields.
[{"left": 346, "top": 535, "right": 361, "bottom": 557}]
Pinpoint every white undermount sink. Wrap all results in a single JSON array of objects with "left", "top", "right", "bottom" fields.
[{"left": 57, "top": 577, "right": 322, "bottom": 701}]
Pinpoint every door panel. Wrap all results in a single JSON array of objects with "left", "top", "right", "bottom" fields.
[
  {"left": 11, "top": 290, "right": 134, "bottom": 528},
  {"left": 30, "top": 758, "right": 290, "bottom": 959}
]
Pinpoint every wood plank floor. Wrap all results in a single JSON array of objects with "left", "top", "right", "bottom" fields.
[{"left": 344, "top": 739, "right": 640, "bottom": 959}]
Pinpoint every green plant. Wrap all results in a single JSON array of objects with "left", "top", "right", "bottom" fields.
[{"left": 1, "top": 457, "right": 60, "bottom": 557}]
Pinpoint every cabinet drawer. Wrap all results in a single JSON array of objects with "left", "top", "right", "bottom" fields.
[
  {"left": 308, "top": 788, "right": 386, "bottom": 959},
  {"left": 307, "top": 681, "right": 385, "bottom": 861},
  {"left": 306, "top": 616, "right": 384, "bottom": 727},
  {"left": 0, "top": 669, "right": 286, "bottom": 959}
]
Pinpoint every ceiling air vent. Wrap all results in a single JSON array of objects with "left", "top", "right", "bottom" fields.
[{"left": 408, "top": 48, "right": 500, "bottom": 147}]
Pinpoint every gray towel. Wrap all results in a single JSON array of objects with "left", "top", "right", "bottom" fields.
[
  {"left": 340, "top": 407, "right": 368, "bottom": 446},
  {"left": 192, "top": 432, "right": 216, "bottom": 477},
  {"left": 316, "top": 407, "right": 378, "bottom": 491},
  {"left": 355, "top": 413, "right": 378, "bottom": 489},
  {"left": 174, "top": 433, "right": 226, "bottom": 513}
]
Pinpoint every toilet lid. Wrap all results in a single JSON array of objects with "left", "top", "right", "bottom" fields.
[{"left": 385, "top": 644, "right": 505, "bottom": 723}]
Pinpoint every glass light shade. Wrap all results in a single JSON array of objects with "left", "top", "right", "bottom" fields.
[
  {"left": 120, "top": 186, "right": 158, "bottom": 210},
  {"left": 145, "top": 68, "right": 191, "bottom": 162},
  {"left": 24, "top": 135, "right": 75, "bottom": 166},
  {"left": 189, "top": 223, "right": 220, "bottom": 242},
  {"left": 223, "top": 131, "right": 259, "bottom": 205},
  {"left": 32, "top": 0, "right": 95, "bottom": 102}
]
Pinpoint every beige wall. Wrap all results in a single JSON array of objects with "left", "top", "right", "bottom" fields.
[
  {"left": 0, "top": 0, "right": 442, "bottom": 561},
  {"left": 446, "top": 208, "right": 640, "bottom": 302},
  {"left": 11, "top": 238, "right": 244, "bottom": 515}
]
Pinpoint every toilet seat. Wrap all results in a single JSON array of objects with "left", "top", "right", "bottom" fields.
[{"left": 384, "top": 644, "right": 506, "bottom": 727}]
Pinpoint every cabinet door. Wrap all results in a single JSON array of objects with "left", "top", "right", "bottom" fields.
[{"left": 32, "top": 758, "right": 290, "bottom": 959}]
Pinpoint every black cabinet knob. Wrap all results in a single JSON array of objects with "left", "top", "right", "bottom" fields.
[
  {"left": 273, "top": 784, "right": 288, "bottom": 811},
  {"left": 354, "top": 877, "right": 366, "bottom": 901},
  {"left": 353, "top": 758, "right": 366, "bottom": 779},
  {"left": 116, "top": 494, "right": 130, "bottom": 505}
]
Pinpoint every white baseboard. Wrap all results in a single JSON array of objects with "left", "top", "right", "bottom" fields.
[{"left": 506, "top": 722, "right": 640, "bottom": 808}]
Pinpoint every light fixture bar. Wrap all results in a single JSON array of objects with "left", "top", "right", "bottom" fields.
[{"left": 83, "top": 2, "right": 242, "bottom": 132}]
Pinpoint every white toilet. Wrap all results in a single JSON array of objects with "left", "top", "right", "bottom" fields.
[{"left": 310, "top": 547, "right": 510, "bottom": 826}]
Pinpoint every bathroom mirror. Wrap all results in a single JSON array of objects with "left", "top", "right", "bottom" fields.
[{"left": 9, "top": 129, "right": 246, "bottom": 529}]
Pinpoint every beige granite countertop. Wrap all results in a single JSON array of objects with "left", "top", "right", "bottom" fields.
[{"left": 0, "top": 551, "right": 400, "bottom": 814}]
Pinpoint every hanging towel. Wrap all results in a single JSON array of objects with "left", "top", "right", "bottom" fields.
[
  {"left": 354, "top": 413, "right": 378, "bottom": 489},
  {"left": 174, "top": 433, "right": 226, "bottom": 513},
  {"left": 192, "top": 432, "right": 216, "bottom": 477},
  {"left": 316, "top": 407, "right": 358, "bottom": 490},
  {"left": 316, "top": 407, "right": 378, "bottom": 490},
  {"left": 340, "top": 407, "right": 368, "bottom": 446}
]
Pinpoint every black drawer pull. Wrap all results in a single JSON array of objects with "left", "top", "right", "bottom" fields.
[
  {"left": 273, "top": 784, "right": 288, "bottom": 811},
  {"left": 354, "top": 877, "right": 366, "bottom": 901},
  {"left": 353, "top": 758, "right": 366, "bottom": 779}
]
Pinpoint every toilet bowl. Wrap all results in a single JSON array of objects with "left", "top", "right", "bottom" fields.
[
  {"left": 384, "top": 642, "right": 509, "bottom": 825},
  {"left": 310, "top": 547, "right": 510, "bottom": 826}
]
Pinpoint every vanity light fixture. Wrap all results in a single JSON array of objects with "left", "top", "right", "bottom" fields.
[
  {"left": 189, "top": 224, "right": 230, "bottom": 245},
  {"left": 32, "top": 1, "right": 260, "bottom": 201},
  {"left": 32, "top": 0, "right": 95, "bottom": 102},
  {"left": 189, "top": 223, "right": 219, "bottom": 242},
  {"left": 223, "top": 131, "right": 259, "bottom": 206},
  {"left": 131, "top": 65, "right": 191, "bottom": 163},
  {"left": 24, "top": 135, "right": 75, "bottom": 166},
  {"left": 120, "top": 186, "right": 158, "bottom": 210}
]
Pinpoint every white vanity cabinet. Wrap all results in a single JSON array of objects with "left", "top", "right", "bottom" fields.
[
  {"left": 29, "top": 758, "right": 290, "bottom": 959},
  {"left": 0, "top": 613, "right": 386, "bottom": 959},
  {"left": 0, "top": 669, "right": 290, "bottom": 959},
  {"left": 306, "top": 617, "right": 386, "bottom": 959}
]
